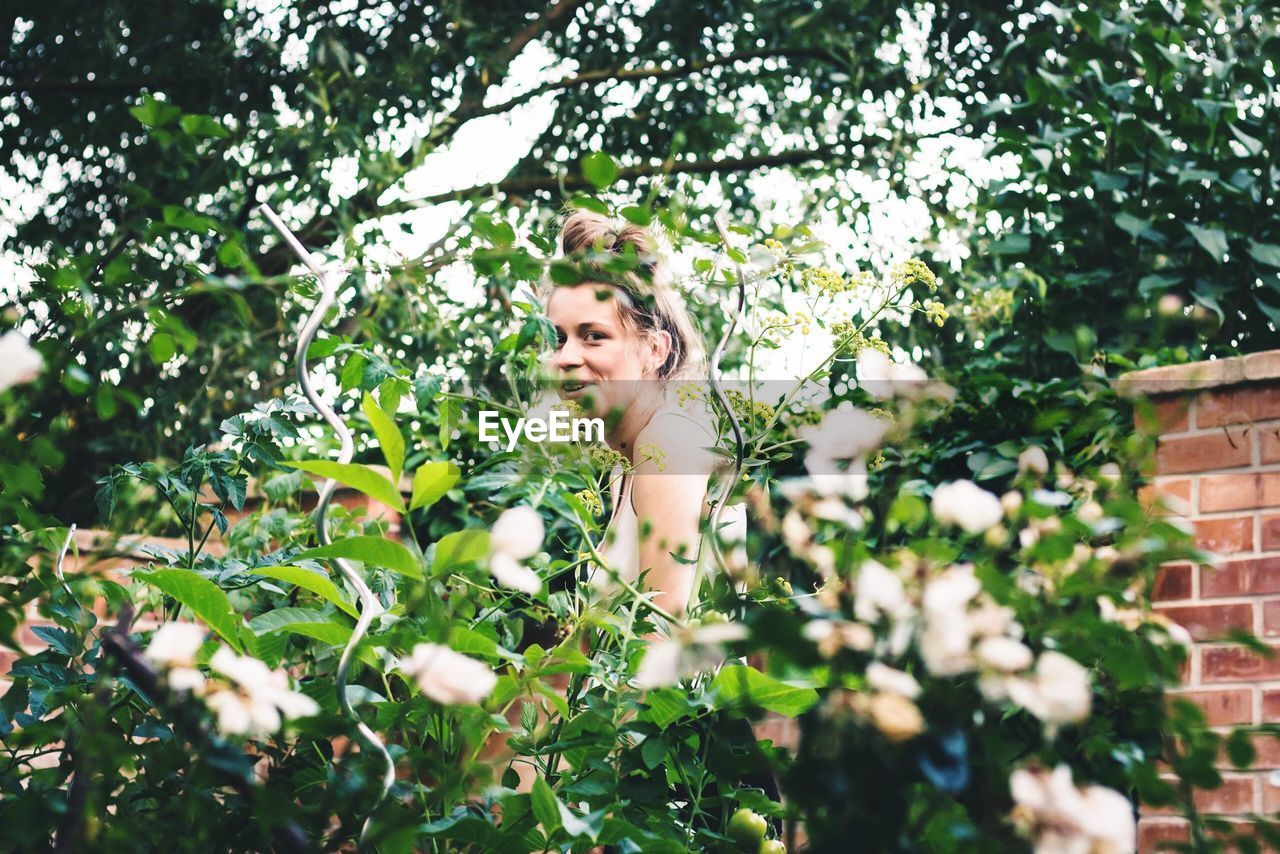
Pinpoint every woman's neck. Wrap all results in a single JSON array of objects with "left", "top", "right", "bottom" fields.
[{"left": 606, "top": 384, "right": 665, "bottom": 463}]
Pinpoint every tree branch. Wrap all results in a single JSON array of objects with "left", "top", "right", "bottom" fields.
[
  {"left": 462, "top": 47, "right": 844, "bottom": 123},
  {"left": 384, "top": 147, "right": 834, "bottom": 211}
]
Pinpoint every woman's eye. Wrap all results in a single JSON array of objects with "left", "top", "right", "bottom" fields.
[{"left": 585, "top": 331, "right": 606, "bottom": 342}]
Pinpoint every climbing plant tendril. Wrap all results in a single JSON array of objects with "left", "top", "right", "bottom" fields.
[{"left": 258, "top": 204, "right": 395, "bottom": 848}]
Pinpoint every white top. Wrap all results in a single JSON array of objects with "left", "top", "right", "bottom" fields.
[{"left": 590, "top": 404, "right": 747, "bottom": 596}]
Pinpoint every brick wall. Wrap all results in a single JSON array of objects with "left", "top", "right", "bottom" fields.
[{"left": 1124, "top": 351, "right": 1280, "bottom": 849}]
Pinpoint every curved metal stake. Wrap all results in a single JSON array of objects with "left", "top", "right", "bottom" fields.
[
  {"left": 259, "top": 204, "right": 394, "bottom": 849},
  {"left": 695, "top": 212, "right": 748, "bottom": 607},
  {"left": 55, "top": 524, "right": 81, "bottom": 608}
]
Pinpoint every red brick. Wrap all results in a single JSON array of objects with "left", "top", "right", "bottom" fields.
[
  {"left": 1201, "top": 472, "right": 1280, "bottom": 513},
  {"left": 1203, "top": 645, "right": 1280, "bottom": 682},
  {"left": 1155, "top": 603, "right": 1253, "bottom": 641},
  {"left": 1264, "top": 430, "right": 1280, "bottom": 464},
  {"left": 1195, "top": 516, "right": 1254, "bottom": 555},
  {"left": 1250, "top": 734, "right": 1280, "bottom": 768},
  {"left": 1265, "top": 777, "right": 1280, "bottom": 814},
  {"left": 1170, "top": 688, "right": 1253, "bottom": 726},
  {"left": 1138, "top": 818, "right": 1188, "bottom": 852},
  {"left": 1193, "top": 774, "right": 1256, "bottom": 813},
  {"left": 1198, "top": 386, "right": 1280, "bottom": 428},
  {"left": 1202, "top": 557, "right": 1280, "bottom": 598},
  {"left": 1264, "top": 514, "right": 1280, "bottom": 552},
  {"left": 1137, "top": 396, "right": 1192, "bottom": 434},
  {"left": 1154, "top": 563, "right": 1194, "bottom": 601},
  {"left": 1140, "top": 479, "right": 1192, "bottom": 516},
  {"left": 1266, "top": 600, "right": 1280, "bottom": 637},
  {"left": 1265, "top": 689, "right": 1280, "bottom": 720},
  {"left": 1155, "top": 429, "right": 1252, "bottom": 475}
]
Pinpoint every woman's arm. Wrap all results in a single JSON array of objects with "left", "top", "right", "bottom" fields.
[{"left": 630, "top": 412, "right": 717, "bottom": 617}]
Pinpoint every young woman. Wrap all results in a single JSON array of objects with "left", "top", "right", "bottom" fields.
[{"left": 544, "top": 210, "right": 721, "bottom": 619}]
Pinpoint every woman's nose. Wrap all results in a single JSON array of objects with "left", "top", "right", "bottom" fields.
[{"left": 554, "top": 339, "right": 583, "bottom": 371}]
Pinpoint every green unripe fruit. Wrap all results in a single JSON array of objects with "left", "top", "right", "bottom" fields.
[
  {"left": 759, "top": 840, "right": 786, "bottom": 854},
  {"left": 728, "top": 808, "right": 768, "bottom": 848}
]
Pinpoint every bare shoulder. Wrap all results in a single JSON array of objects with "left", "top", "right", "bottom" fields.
[{"left": 633, "top": 409, "right": 717, "bottom": 477}]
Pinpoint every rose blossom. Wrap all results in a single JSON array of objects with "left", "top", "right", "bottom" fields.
[
  {"left": 400, "top": 643, "right": 497, "bottom": 705},
  {"left": 0, "top": 331, "right": 43, "bottom": 392},
  {"left": 931, "top": 480, "right": 1003, "bottom": 534},
  {"left": 488, "top": 505, "right": 543, "bottom": 593}
]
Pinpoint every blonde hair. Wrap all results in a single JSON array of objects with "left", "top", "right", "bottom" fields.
[{"left": 547, "top": 209, "right": 706, "bottom": 381}]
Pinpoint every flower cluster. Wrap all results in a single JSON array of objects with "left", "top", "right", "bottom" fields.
[
  {"left": 830, "top": 322, "right": 890, "bottom": 357},
  {"left": 800, "top": 266, "right": 853, "bottom": 298},
  {"left": 1009, "top": 765, "right": 1135, "bottom": 854},
  {"left": 760, "top": 310, "right": 811, "bottom": 343},
  {"left": 920, "top": 299, "right": 949, "bottom": 327},
  {"left": 724, "top": 389, "right": 775, "bottom": 423},
  {"left": 575, "top": 488, "right": 603, "bottom": 516},
  {"left": 144, "top": 622, "right": 319, "bottom": 739},
  {"left": 889, "top": 258, "right": 938, "bottom": 292}
]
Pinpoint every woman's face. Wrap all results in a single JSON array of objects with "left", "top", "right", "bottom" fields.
[{"left": 546, "top": 283, "right": 666, "bottom": 415}]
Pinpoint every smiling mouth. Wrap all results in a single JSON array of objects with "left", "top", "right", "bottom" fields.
[{"left": 561, "top": 380, "right": 593, "bottom": 397}]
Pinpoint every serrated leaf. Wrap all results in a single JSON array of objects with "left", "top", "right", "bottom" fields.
[
  {"left": 411, "top": 461, "right": 460, "bottom": 511},
  {"left": 298, "top": 536, "right": 422, "bottom": 578},
  {"left": 285, "top": 460, "right": 405, "bottom": 512},
  {"left": 136, "top": 569, "right": 242, "bottom": 651},
  {"left": 250, "top": 565, "right": 357, "bottom": 617},
  {"left": 362, "top": 393, "right": 405, "bottom": 484},
  {"left": 711, "top": 665, "right": 818, "bottom": 717}
]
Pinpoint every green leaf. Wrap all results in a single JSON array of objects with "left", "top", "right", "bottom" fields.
[
  {"left": 989, "top": 233, "right": 1030, "bottom": 255},
  {"left": 149, "top": 333, "right": 176, "bottom": 364},
  {"left": 710, "top": 665, "right": 818, "bottom": 717},
  {"left": 531, "top": 778, "right": 562, "bottom": 834},
  {"left": 249, "top": 608, "right": 353, "bottom": 645},
  {"left": 1115, "top": 212, "right": 1151, "bottom": 239},
  {"left": 136, "top": 569, "right": 242, "bottom": 651},
  {"left": 432, "top": 529, "right": 491, "bottom": 576},
  {"left": 179, "top": 114, "right": 230, "bottom": 139},
  {"left": 1224, "top": 728, "right": 1256, "bottom": 769},
  {"left": 362, "top": 393, "right": 405, "bottom": 484},
  {"left": 1186, "top": 224, "right": 1229, "bottom": 262},
  {"left": 128, "top": 94, "right": 182, "bottom": 129},
  {"left": 581, "top": 152, "right": 619, "bottom": 190},
  {"left": 284, "top": 460, "right": 405, "bottom": 512},
  {"left": 1247, "top": 240, "right": 1280, "bottom": 268},
  {"left": 249, "top": 565, "right": 358, "bottom": 617},
  {"left": 411, "top": 461, "right": 460, "bottom": 511},
  {"left": 298, "top": 536, "right": 423, "bottom": 578}
]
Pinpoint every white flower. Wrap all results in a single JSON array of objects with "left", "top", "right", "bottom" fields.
[
  {"left": 922, "top": 565, "right": 981, "bottom": 615},
  {"left": 145, "top": 622, "right": 209, "bottom": 695},
  {"left": 975, "top": 637, "right": 1033, "bottom": 673},
  {"left": 866, "top": 691, "right": 925, "bottom": 742},
  {"left": 0, "top": 331, "right": 43, "bottom": 392},
  {"left": 634, "top": 622, "right": 748, "bottom": 689},
  {"left": 488, "top": 506, "right": 544, "bottom": 593},
  {"left": 145, "top": 621, "right": 206, "bottom": 668},
  {"left": 400, "top": 643, "right": 497, "bottom": 705},
  {"left": 1007, "top": 651, "right": 1092, "bottom": 729},
  {"left": 206, "top": 647, "right": 319, "bottom": 737},
  {"left": 804, "top": 618, "right": 875, "bottom": 656},
  {"left": 1018, "top": 447, "right": 1050, "bottom": 476},
  {"left": 856, "top": 350, "right": 929, "bottom": 401},
  {"left": 931, "top": 480, "right": 1003, "bottom": 534},
  {"left": 800, "top": 405, "right": 889, "bottom": 464},
  {"left": 866, "top": 662, "right": 921, "bottom": 699},
  {"left": 1010, "top": 765, "right": 1134, "bottom": 854},
  {"left": 854, "top": 560, "right": 908, "bottom": 623}
]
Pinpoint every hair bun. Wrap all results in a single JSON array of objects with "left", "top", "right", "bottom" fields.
[{"left": 560, "top": 209, "right": 653, "bottom": 258}]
